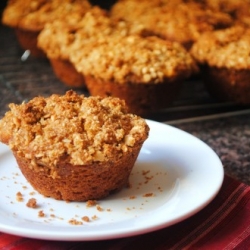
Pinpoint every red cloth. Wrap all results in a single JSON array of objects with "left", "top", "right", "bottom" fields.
[{"left": 1, "top": 175, "right": 250, "bottom": 250}]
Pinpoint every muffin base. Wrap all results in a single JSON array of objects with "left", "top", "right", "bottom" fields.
[
  {"left": 15, "top": 28, "right": 46, "bottom": 58},
  {"left": 13, "top": 144, "right": 142, "bottom": 201},
  {"left": 85, "top": 76, "right": 183, "bottom": 116},
  {"left": 50, "top": 59, "right": 86, "bottom": 88},
  {"left": 202, "top": 65, "right": 250, "bottom": 104}
]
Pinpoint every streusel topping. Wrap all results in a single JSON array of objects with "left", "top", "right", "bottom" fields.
[
  {"left": 191, "top": 25, "right": 250, "bottom": 69},
  {"left": 71, "top": 35, "right": 197, "bottom": 84},
  {"left": 0, "top": 91, "right": 149, "bottom": 167},
  {"left": 38, "top": 6, "right": 152, "bottom": 60},
  {"left": 110, "top": 1, "right": 233, "bottom": 48},
  {"left": 2, "top": 0, "right": 91, "bottom": 31}
]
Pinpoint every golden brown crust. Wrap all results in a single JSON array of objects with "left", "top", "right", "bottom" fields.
[
  {"left": 191, "top": 25, "right": 250, "bottom": 69},
  {"left": 37, "top": 6, "right": 151, "bottom": 61},
  {"left": 0, "top": 90, "right": 149, "bottom": 167},
  {"left": 110, "top": 0, "right": 233, "bottom": 48},
  {"left": 2, "top": 0, "right": 47, "bottom": 29},
  {"left": 2, "top": 0, "right": 92, "bottom": 31},
  {"left": 71, "top": 35, "right": 197, "bottom": 85}
]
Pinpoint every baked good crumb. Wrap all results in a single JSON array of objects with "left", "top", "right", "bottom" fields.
[
  {"left": 91, "top": 215, "right": 98, "bottom": 220},
  {"left": 16, "top": 192, "right": 23, "bottom": 202},
  {"left": 38, "top": 210, "right": 45, "bottom": 217},
  {"left": 82, "top": 216, "right": 90, "bottom": 222},
  {"left": 143, "top": 193, "right": 154, "bottom": 197},
  {"left": 96, "top": 205, "right": 103, "bottom": 212},
  {"left": 26, "top": 198, "right": 37, "bottom": 208},
  {"left": 86, "top": 200, "right": 97, "bottom": 207},
  {"left": 68, "top": 219, "right": 83, "bottom": 225}
]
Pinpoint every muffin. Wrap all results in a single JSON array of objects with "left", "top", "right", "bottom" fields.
[
  {"left": 37, "top": 6, "right": 151, "bottom": 88},
  {"left": 190, "top": 25, "right": 250, "bottom": 104},
  {"left": 0, "top": 90, "right": 149, "bottom": 201},
  {"left": 2, "top": 0, "right": 91, "bottom": 57},
  {"left": 70, "top": 35, "right": 198, "bottom": 115},
  {"left": 37, "top": 6, "right": 110, "bottom": 88},
  {"left": 110, "top": 0, "right": 233, "bottom": 50}
]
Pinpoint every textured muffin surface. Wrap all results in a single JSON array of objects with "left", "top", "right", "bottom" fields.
[
  {"left": 71, "top": 35, "right": 197, "bottom": 85},
  {"left": 0, "top": 91, "right": 149, "bottom": 200},
  {"left": 191, "top": 25, "right": 250, "bottom": 69},
  {"left": 0, "top": 90, "right": 149, "bottom": 169},
  {"left": 2, "top": 0, "right": 92, "bottom": 31}
]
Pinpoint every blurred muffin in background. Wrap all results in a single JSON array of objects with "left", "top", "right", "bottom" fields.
[
  {"left": 110, "top": 0, "right": 234, "bottom": 50},
  {"left": 38, "top": 6, "right": 153, "bottom": 88},
  {"left": 70, "top": 35, "right": 198, "bottom": 115},
  {"left": 190, "top": 25, "right": 250, "bottom": 104},
  {"left": 37, "top": 6, "right": 107, "bottom": 88},
  {"left": 2, "top": 0, "right": 91, "bottom": 57}
]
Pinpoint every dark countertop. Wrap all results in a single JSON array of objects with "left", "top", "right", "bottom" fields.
[{"left": 1, "top": 24, "right": 250, "bottom": 185}]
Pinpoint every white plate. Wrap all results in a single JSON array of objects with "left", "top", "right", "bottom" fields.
[{"left": 0, "top": 120, "right": 223, "bottom": 241}]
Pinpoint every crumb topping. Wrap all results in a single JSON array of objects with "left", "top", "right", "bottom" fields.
[
  {"left": 71, "top": 35, "right": 197, "bottom": 84},
  {"left": 38, "top": 6, "right": 152, "bottom": 60},
  {"left": 2, "top": 0, "right": 91, "bottom": 31},
  {"left": 37, "top": 6, "right": 108, "bottom": 60},
  {"left": 110, "top": 1, "right": 233, "bottom": 47},
  {"left": 0, "top": 91, "right": 149, "bottom": 169},
  {"left": 191, "top": 25, "right": 250, "bottom": 69}
]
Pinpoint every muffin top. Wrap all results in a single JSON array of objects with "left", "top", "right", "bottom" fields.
[
  {"left": 110, "top": 0, "right": 233, "bottom": 49},
  {"left": 38, "top": 6, "right": 151, "bottom": 61},
  {"left": 2, "top": 0, "right": 91, "bottom": 31},
  {"left": 70, "top": 35, "right": 198, "bottom": 84},
  {"left": 37, "top": 6, "right": 108, "bottom": 60},
  {"left": 190, "top": 25, "right": 250, "bottom": 69},
  {"left": 0, "top": 91, "right": 149, "bottom": 168}
]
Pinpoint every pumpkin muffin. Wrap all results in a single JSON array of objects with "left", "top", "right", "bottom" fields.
[
  {"left": 38, "top": 6, "right": 151, "bottom": 88},
  {"left": 37, "top": 6, "right": 108, "bottom": 88},
  {"left": 190, "top": 25, "right": 250, "bottom": 104},
  {"left": 0, "top": 90, "right": 149, "bottom": 201},
  {"left": 70, "top": 35, "right": 198, "bottom": 115},
  {"left": 2, "top": 0, "right": 91, "bottom": 57}
]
